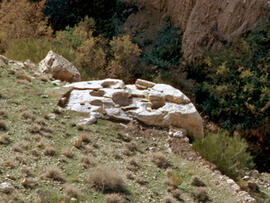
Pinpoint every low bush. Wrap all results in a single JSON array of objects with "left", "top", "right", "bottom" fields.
[
  {"left": 88, "top": 165, "right": 125, "bottom": 193},
  {"left": 192, "top": 131, "right": 254, "bottom": 179}
]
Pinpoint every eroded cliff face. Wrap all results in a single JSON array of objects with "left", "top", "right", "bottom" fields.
[{"left": 143, "top": 0, "right": 270, "bottom": 62}]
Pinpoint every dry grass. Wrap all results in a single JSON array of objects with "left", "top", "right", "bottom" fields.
[
  {"left": 80, "top": 134, "right": 91, "bottom": 144},
  {"left": 73, "top": 137, "right": 83, "bottom": 148},
  {"left": 0, "top": 135, "right": 10, "bottom": 145},
  {"left": 30, "top": 149, "right": 40, "bottom": 157},
  {"left": 105, "top": 193, "right": 125, "bottom": 203},
  {"left": 44, "top": 146, "right": 56, "bottom": 156},
  {"left": 163, "top": 196, "right": 175, "bottom": 203},
  {"left": 192, "top": 188, "right": 209, "bottom": 202},
  {"left": 29, "top": 124, "right": 41, "bottom": 134},
  {"left": 80, "top": 156, "right": 96, "bottom": 169},
  {"left": 191, "top": 177, "right": 206, "bottom": 187},
  {"left": 22, "top": 111, "right": 35, "bottom": 121},
  {"left": 63, "top": 148, "right": 73, "bottom": 159},
  {"left": 0, "top": 109, "right": 8, "bottom": 118},
  {"left": 64, "top": 184, "right": 81, "bottom": 198},
  {"left": 125, "top": 142, "right": 137, "bottom": 152},
  {"left": 171, "top": 189, "right": 182, "bottom": 200},
  {"left": 151, "top": 152, "right": 169, "bottom": 169},
  {"left": 89, "top": 165, "right": 125, "bottom": 192},
  {"left": 44, "top": 166, "right": 64, "bottom": 181},
  {"left": 0, "top": 120, "right": 8, "bottom": 131}
]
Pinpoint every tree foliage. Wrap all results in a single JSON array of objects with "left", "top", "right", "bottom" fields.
[{"left": 43, "top": 0, "right": 116, "bottom": 31}]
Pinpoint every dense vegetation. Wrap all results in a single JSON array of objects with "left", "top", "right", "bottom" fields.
[{"left": 187, "top": 24, "right": 270, "bottom": 171}]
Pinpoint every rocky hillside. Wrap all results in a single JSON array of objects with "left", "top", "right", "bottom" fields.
[
  {"left": 143, "top": 0, "right": 270, "bottom": 62},
  {"left": 1, "top": 53, "right": 270, "bottom": 202}
]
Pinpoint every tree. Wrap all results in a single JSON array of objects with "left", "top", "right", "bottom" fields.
[{"left": 44, "top": 0, "right": 116, "bottom": 30}]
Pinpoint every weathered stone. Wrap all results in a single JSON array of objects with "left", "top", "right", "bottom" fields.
[
  {"left": 135, "top": 83, "right": 148, "bottom": 90},
  {"left": 112, "top": 91, "right": 131, "bottom": 107},
  {"left": 101, "top": 79, "right": 125, "bottom": 89},
  {"left": 135, "top": 79, "right": 156, "bottom": 88},
  {"left": 0, "top": 55, "right": 9, "bottom": 68},
  {"left": 59, "top": 78, "right": 203, "bottom": 137},
  {"left": 0, "top": 182, "right": 14, "bottom": 194},
  {"left": 152, "top": 84, "right": 190, "bottom": 104},
  {"left": 90, "top": 89, "right": 105, "bottom": 97},
  {"left": 39, "top": 50, "right": 81, "bottom": 82},
  {"left": 148, "top": 93, "right": 165, "bottom": 109}
]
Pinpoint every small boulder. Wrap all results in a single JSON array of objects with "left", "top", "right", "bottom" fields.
[
  {"left": 135, "top": 79, "right": 156, "bottom": 88},
  {"left": 148, "top": 93, "right": 165, "bottom": 109},
  {"left": 0, "top": 182, "right": 14, "bottom": 194},
  {"left": 112, "top": 91, "right": 131, "bottom": 107},
  {"left": 0, "top": 55, "right": 8, "bottom": 68},
  {"left": 39, "top": 50, "right": 81, "bottom": 82}
]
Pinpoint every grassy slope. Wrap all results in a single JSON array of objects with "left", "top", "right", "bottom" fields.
[{"left": 0, "top": 63, "right": 257, "bottom": 203}]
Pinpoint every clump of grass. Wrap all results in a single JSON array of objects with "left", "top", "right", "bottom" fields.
[
  {"left": 21, "top": 167, "right": 33, "bottom": 177},
  {"left": 12, "top": 144, "right": 23, "bottom": 153},
  {"left": 44, "top": 166, "right": 64, "bottom": 181},
  {"left": 0, "top": 120, "right": 8, "bottom": 131},
  {"left": 151, "top": 152, "right": 169, "bottom": 169},
  {"left": 191, "top": 177, "right": 206, "bottom": 187},
  {"left": 192, "top": 188, "right": 210, "bottom": 202},
  {"left": 125, "top": 142, "right": 137, "bottom": 152},
  {"left": 80, "top": 156, "right": 96, "bottom": 169},
  {"left": 64, "top": 184, "right": 81, "bottom": 198},
  {"left": 73, "top": 137, "right": 83, "bottom": 148},
  {"left": 80, "top": 134, "right": 91, "bottom": 144},
  {"left": 0, "top": 109, "right": 8, "bottom": 118},
  {"left": 15, "top": 155, "right": 26, "bottom": 164},
  {"left": 30, "top": 149, "right": 40, "bottom": 157},
  {"left": 63, "top": 148, "right": 73, "bottom": 159},
  {"left": 0, "top": 135, "right": 10, "bottom": 145},
  {"left": 29, "top": 124, "right": 41, "bottom": 134},
  {"left": 22, "top": 111, "right": 35, "bottom": 121},
  {"left": 136, "top": 177, "right": 148, "bottom": 186},
  {"left": 37, "top": 140, "right": 45, "bottom": 149},
  {"left": 106, "top": 193, "right": 125, "bottom": 203},
  {"left": 171, "top": 189, "right": 182, "bottom": 200},
  {"left": 163, "top": 196, "right": 175, "bottom": 203},
  {"left": 44, "top": 146, "right": 56, "bottom": 156},
  {"left": 166, "top": 169, "right": 184, "bottom": 188},
  {"left": 2, "top": 159, "right": 15, "bottom": 169},
  {"left": 88, "top": 165, "right": 125, "bottom": 192}
]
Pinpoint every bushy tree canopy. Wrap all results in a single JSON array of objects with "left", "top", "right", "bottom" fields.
[{"left": 44, "top": 0, "right": 116, "bottom": 30}]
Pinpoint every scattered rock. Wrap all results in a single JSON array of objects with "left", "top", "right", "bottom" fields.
[
  {"left": 0, "top": 182, "right": 14, "bottom": 194},
  {"left": 0, "top": 55, "right": 8, "bottom": 68},
  {"left": 135, "top": 78, "right": 156, "bottom": 88},
  {"left": 39, "top": 50, "right": 81, "bottom": 82}
]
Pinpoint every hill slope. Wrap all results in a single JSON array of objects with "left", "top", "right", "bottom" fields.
[{"left": 0, "top": 58, "right": 267, "bottom": 202}]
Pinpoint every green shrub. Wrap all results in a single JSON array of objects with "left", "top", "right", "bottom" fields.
[
  {"left": 189, "top": 24, "right": 270, "bottom": 132},
  {"left": 143, "top": 25, "right": 182, "bottom": 69},
  {"left": 193, "top": 131, "right": 254, "bottom": 179},
  {"left": 5, "top": 38, "right": 52, "bottom": 63}
]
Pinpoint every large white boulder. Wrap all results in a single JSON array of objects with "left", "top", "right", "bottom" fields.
[
  {"left": 39, "top": 50, "right": 81, "bottom": 82},
  {"left": 58, "top": 78, "right": 204, "bottom": 137}
]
